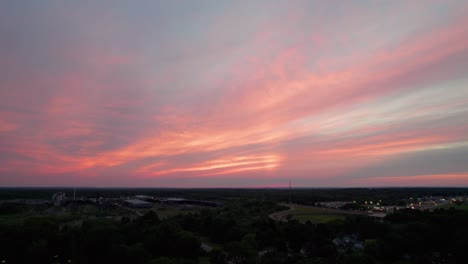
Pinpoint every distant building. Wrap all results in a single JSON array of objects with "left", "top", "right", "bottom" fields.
[
  {"left": 52, "top": 192, "right": 66, "bottom": 206},
  {"left": 124, "top": 199, "right": 153, "bottom": 208},
  {"left": 135, "top": 195, "right": 153, "bottom": 200},
  {"left": 165, "top": 198, "right": 185, "bottom": 204},
  {"left": 369, "top": 212, "right": 386, "bottom": 223},
  {"left": 333, "top": 234, "right": 364, "bottom": 253},
  {"left": 135, "top": 195, "right": 161, "bottom": 203}
]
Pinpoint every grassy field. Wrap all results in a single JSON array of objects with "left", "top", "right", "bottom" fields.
[
  {"left": 293, "top": 214, "right": 346, "bottom": 223},
  {"left": 0, "top": 212, "right": 76, "bottom": 226},
  {"left": 138, "top": 205, "right": 209, "bottom": 219},
  {"left": 270, "top": 204, "right": 364, "bottom": 224},
  {"left": 156, "top": 208, "right": 202, "bottom": 219},
  {"left": 441, "top": 203, "right": 468, "bottom": 211},
  {"left": 198, "top": 257, "right": 210, "bottom": 264}
]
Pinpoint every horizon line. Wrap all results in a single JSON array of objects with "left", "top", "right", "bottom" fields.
[{"left": 1, "top": 186, "right": 468, "bottom": 189}]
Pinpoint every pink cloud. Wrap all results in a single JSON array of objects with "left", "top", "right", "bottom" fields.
[
  {"left": 1, "top": 1, "right": 468, "bottom": 186},
  {"left": 350, "top": 173, "right": 468, "bottom": 187}
]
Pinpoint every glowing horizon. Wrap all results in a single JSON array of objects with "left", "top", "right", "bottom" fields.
[{"left": 1, "top": 1, "right": 468, "bottom": 187}]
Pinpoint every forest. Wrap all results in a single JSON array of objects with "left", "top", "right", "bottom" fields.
[{"left": 0, "top": 188, "right": 468, "bottom": 264}]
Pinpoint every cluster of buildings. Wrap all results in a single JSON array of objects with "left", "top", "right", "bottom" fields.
[
  {"left": 403, "top": 195, "right": 467, "bottom": 210},
  {"left": 332, "top": 234, "right": 364, "bottom": 253},
  {"left": 123, "top": 196, "right": 223, "bottom": 208},
  {"left": 50, "top": 192, "right": 223, "bottom": 209},
  {"left": 319, "top": 201, "right": 352, "bottom": 209},
  {"left": 318, "top": 195, "right": 468, "bottom": 216}
]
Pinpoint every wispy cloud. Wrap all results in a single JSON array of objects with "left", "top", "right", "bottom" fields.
[{"left": 0, "top": 1, "right": 467, "bottom": 187}]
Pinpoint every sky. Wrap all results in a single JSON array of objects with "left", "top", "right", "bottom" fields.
[{"left": 1, "top": 0, "right": 468, "bottom": 187}]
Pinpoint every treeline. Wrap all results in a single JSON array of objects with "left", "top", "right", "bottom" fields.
[
  {"left": 173, "top": 200, "right": 468, "bottom": 264},
  {"left": 1, "top": 187, "right": 467, "bottom": 203},
  {"left": 1, "top": 199, "right": 468, "bottom": 263},
  {"left": 0, "top": 212, "right": 200, "bottom": 264}
]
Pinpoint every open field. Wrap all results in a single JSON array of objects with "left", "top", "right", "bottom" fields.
[
  {"left": 293, "top": 214, "right": 346, "bottom": 223},
  {"left": 1, "top": 188, "right": 468, "bottom": 263},
  {"left": 146, "top": 206, "right": 206, "bottom": 219},
  {"left": 441, "top": 203, "right": 468, "bottom": 211},
  {"left": 0, "top": 212, "right": 76, "bottom": 226},
  {"left": 269, "top": 203, "right": 367, "bottom": 223}
]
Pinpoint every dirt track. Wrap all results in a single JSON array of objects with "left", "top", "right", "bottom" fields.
[{"left": 269, "top": 203, "right": 296, "bottom": 221}]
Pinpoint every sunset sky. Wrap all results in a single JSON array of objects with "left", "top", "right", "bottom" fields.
[{"left": 1, "top": 0, "right": 468, "bottom": 187}]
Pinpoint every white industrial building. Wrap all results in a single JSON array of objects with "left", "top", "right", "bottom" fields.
[{"left": 124, "top": 199, "right": 153, "bottom": 208}]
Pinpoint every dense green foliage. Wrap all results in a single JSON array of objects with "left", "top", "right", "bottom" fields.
[
  {"left": 0, "top": 212, "right": 200, "bottom": 264},
  {"left": 1, "top": 188, "right": 468, "bottom": 263}
]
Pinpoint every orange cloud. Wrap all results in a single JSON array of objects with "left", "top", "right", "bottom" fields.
[
  {"left": 1, "top": 1, "right": 468, "bottom": 187},
  {"left": 316, "top": 136, "right": 450, "bottom": 157},
  {"left": 140, "top": 154, "right": 281, "bottom": 177}
]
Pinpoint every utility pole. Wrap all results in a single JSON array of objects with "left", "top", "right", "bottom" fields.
[{"left": 289, "top": 180, "right": 292, "bottom": 204}]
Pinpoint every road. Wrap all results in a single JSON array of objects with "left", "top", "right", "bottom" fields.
[{"left": 269, "top": 203, "right": 296, "bottom": 221}]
